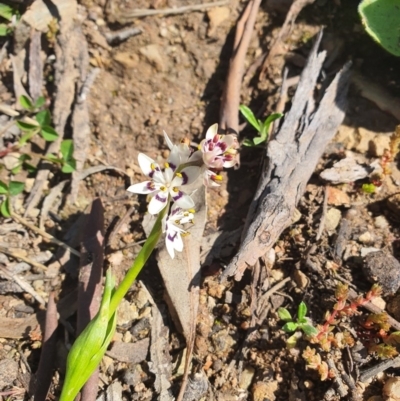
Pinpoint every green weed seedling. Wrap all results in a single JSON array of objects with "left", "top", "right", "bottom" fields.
[
  {"left": 44, "top": 139, "right": 76, "bottom": 173},
  {"left": 0, "top": 3, "right": 18, "bottom": 36},
  {"left": 17, "top": 95, "right": 58, "bottom": 145},
  {"left": 0, "top": 180, "right": 24, "bottom": 217},
  {"left": 239, "top": 105, "right": 282, "bottom": 147},
  {"left": 278, "top": 301, "right": 318, "bottom": 348}
]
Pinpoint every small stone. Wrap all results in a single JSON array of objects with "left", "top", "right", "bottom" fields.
[
  {"left": 113, "top": 52, "right": 139, "bottom": 68},
  {"left": 327, "top": 186, "right": 350, "bottom": 206},
  {"left": 239, "top": 366, "right": 255, "bottom": 390},
  {"left": 117, "top": 299, "right": 139, "bottom": 326},
  {"left": 358, "top": 231, "right": 373, "bottom": 244},
  {"left": 207, "top": 7, "right": 230, "bottom": 36},
  {"left": 334, "top": 125, "right": 357, "bottom": 150},
  {"left": 325, "top": 208, "right": 342, "bottom": 232},
  {"left": 363, "top": 251, "right": 400, "bottom": 294},
  {"left": 361, "top": 247, "right": 381, "bottom": 257},
  {"left": 291, "top": 208, "right": 302, "bottom": 224},
  {"left": 293, "top": 270, "right": 309, "bottom": 289},
  {"left": 252, "top": 381, "right": 278, "bottom": 401},
  {"left": 387, "top": 194, "right": 400, "bottom": 215},
  {"left": 370, "top": 296, "right": 386, "bottom": 310},
  {"left": 383, "top": 377, "right": 400, "bottom": 400},
  {"left": 25, "top": 178, "right": 35, "bottom": 193},
  {"left": 320, "top": 155, "right": 370, "bottom": 184},
  {"left": 355, "top": 127, "right": 375, "bottom": 154},
  {"left": 107, "top": 338, "right": 149, "bottom": 363},
  {"left": 388, "top": 294, "right": 400, "bottom": 320},
  {"left": 0, "top": 358, "right": 18, "bottom": 389},
  {"left": 374, "top": 215, "right": 389, "bottom": 229},
  {"left": 369, "top": 134, "right": 391, "bottom": 157},
  {"left": 139, "top": 44, "right": 165, "bottom": 72}
]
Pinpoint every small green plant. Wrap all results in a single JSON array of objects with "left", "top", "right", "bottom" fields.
[
  {"left": 0, "top": 3, "right": 18, "bottom": 36},
  {"left": 44, "top": 139, "right": 76, "bottom": 173},
  {"left": 239, "top": 105, "right": 282, "bottom": 147},
  {"left": 278, "top": 301, "right": 318, "bottom": 347},
  {"left": 362, "top": 183, "right": 376, "bottom": 194},
  {"left": 0, "top": 180, "right": 24, "bottom": 217},
  {"left": 359, "top": 0, "right": 400, "bottom": 57},
  {"left": 16, "top": 95, "right": 59, "bottom": 144}
]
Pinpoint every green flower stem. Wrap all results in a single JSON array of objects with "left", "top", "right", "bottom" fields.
[{"left": 108, "top": 209, "right": 164, "bottom": 315}]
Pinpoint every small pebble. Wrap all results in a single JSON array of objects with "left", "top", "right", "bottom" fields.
[
  {"left": 325, "top": 208, "right": 341, "bottom": 232},
  {"left": 363, "top": 251, "right": 400, "bottom": 294},
  {"left": 383, "top": 377, "right": 400, "bottom": 400},
  {"left": 358, "top": 231, "right": 373, "bottom": 244},
  {"left": 374, "top": 215, "right": 389, "bottom": 229}
]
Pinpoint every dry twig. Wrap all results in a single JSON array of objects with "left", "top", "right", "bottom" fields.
[{"left": 220, "top": 0, "right": 262, "bottom": 134}]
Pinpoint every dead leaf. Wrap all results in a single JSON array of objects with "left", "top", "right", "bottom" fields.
[{"left": 326, "top": 186, "right": 350, "bottom": 206}]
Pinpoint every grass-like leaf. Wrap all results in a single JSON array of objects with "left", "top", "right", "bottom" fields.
[{"left": 239, "top": 105, "right": 261, "bottom": 132}]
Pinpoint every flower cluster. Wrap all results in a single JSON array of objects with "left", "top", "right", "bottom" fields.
[{"left": 128, "top": 124, "right": 238, "bottom": 258}]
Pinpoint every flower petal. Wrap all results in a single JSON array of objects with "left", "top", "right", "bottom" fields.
[
  {"left": 138, "top": 153, "right": 159, "bottom": 177},
  {"left": 168, "top": 145, "right": 181, "bottom": 169},
  {"left": 188, "top": 149, "right": 202, "bottom": 163},
  {"left": 148, "top": 192, "right": 168, "bottom": 214},
  {"left": 163, "top": 130, "right": 174, "bottom": 150},
  {"left": 173, "top": 192, "right": 195, "bottom": 209},
  {"left": 127, "top": 181, "right": 157, "bottom": 194},
  {"left": 205, "top": 123, "right": 218, "bottom": 140},
  {"left": 172, "top": 166, "right": 200, "bottom": 187}
]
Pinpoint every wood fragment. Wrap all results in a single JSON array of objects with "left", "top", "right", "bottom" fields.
[
  {"left": 221, "top": 32, "right": 351, "bottom": 281},
  {"left": 28, "top": 29, "right": 43, "bottom": 101},
  {"left": 0, "top": 246, "right": 48, "bottom": 271},
  {"left": 24, "top": 10, "right": 84, "bottom": 215},
  {"left": 347, "top": 287, "right": 400, "bottom": 331},
  {"left": 0, "top": 266, "right": 46, "bottom": 304},
  {"left": 104, "top": 27, "right": 142, "bottom": 45},
  {"left": 33, "top": 292, "right": 58, "bottom": 401},
  {"left": 77, "top": 198, "right": 105, "bottom": 401},
  {"left": 359, "top": 355, "right": 400, "bottom": 382},
  {"left": 156, "top": 185, "right": 206, "bottom": 401},
  {"left": 219, "top": 0, "right": 262, "bottom": 134},
  {"left": 259, "top": 0, "right": 316, "bottom": 80},
  {"left": 107, "top": 0, "right": 229, "bottom": 22},
  {"left": 145, "top": 283, "right": 174, "bottom": 401},
  {"left": 11, "top": 213, "right": 80, "bottom": 257}
]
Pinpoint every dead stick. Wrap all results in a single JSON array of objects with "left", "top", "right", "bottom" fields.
[
  {"left": 11, "top": 213, "right": 80, "bottom": 257},
  {"left": 347, "top": 288, "right": 400, "bottom": 331},
  {"left": 111, "top": 0, "right": 229, "bottom": 20},
  {"left": 0, "top": 246, "right": 48, "bottom": 271},
  {"left": 220, "top": 0, "right": 262, "bottom": 134},
  {"left": 34, "top": 292, "right": 58, "bottom": 401},
  {"left": 259, "top": 0, "right": 316, "bottom": 80}
]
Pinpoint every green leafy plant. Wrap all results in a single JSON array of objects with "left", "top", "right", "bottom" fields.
[
  {"left": 239, "top": 105, "right": 283, "bottom": 147},
  {"left": 278, "top": 301, "right": 318, "bottom": 347},
  {"left": 0, "top": 3, "right": 18, "bottom": 36},
  {"left": 10, "top": 154, "right": 36, "bottom": 175},
  {"left": 359, "top": 0, "right": 400, "bottom": 56},
  {"left": 362, "top": 183, "right": 376, "bottom": 194},
  {"left": 44, "top": 139, "right": 76, "bottom": 173},
  {"left": 0, "top": 180, "right": 24, "bottom": 217},
  {"left": 16, "top": 95, "right": 58, "bottom": 145}
]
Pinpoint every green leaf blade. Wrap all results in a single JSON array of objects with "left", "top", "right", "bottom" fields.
[
  {"left": 0, "top": 181, "right": 8, "bottom": 194},
  {"left": 278, "top": 307, "right": 292, "bottom": 322},
  {"left": 359, "top": 0, "right": 400, "bottom": 56},
  {"left": 35, "top": 110, "right": 51, "bottom": 127},
  {"left": 0, "top": 198, "right": 11, "bottom": 217},
  {"left": 8, "top": 181, "right": 24, "bottom": 196},
  {"left": 301, "top": 324, "right": 318, "bottom": 337},
  {"left": 19, "top": 95, "right": 33, "bottom": 110},
  {"left": 282, "top": 322, "right": 298, "bottom": 333},
  {"left": 297, "top": 301, "right": 307, "bottom": 321},
  {"left": 40, "top": 126, "right": 59, "bottom": 142},
  {"left": 239, "top": 105, "right": 261, "bottom": 132}
]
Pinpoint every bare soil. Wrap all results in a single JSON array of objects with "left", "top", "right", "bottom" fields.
[{"left": 1, "top": 0, "right": 400, "bottom": 400}]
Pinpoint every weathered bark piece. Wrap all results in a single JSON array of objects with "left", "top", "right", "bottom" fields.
[
  {"left": 24, "top": 3, "right": 86, "bottom": 215},
  {"left": 219, "top": 0, "right": 262, "bottom": 134},
  {"left": 33, "top": 292, "right": 58, "bottom": 401},
  {"left": 29, "top": 29, "right": 43, "bottom": 101},
  {"left": 156, "top": 185, "right": 206, "bottom": 401},
  {"left": 77, "top": 198, "right": 105, "bottom": 401},
  {"left": 221, "top": 32, "right": 351, "bottom": 281}
]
